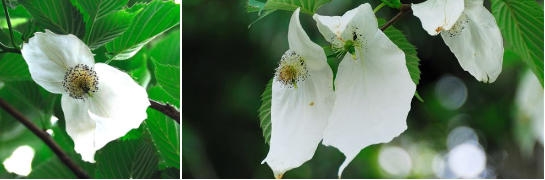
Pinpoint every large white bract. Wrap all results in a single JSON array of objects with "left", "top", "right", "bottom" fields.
[
  {"left": 412, "top": 0, "right": 504, "bottom": 83},
  {"left": 314, "top": 3, "right": 416, "bottom": 177},
  {"left": 21, "top": 30, "right": 150, "bottom": 163},
  {"left": 262, "top": 8, "right": 335, "bottom": 178}
]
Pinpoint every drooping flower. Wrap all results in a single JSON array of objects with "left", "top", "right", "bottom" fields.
[
  {"left": 514, "top": 70, "right": 543, "bottom": 152},
  {"left": 262, "top": 8, "right": 335, "bottom": 178},
  {"left": 21, "top": 30, "right": 150, "bottom": 162},
  {"left": 313, "top": 3, "right": 416, "bottom": 177},
  {"left": 412, "top": 0, "right": 503, "bottom": 83}
]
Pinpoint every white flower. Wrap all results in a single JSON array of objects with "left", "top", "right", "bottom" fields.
[
  {"left": 314, "top": 3, "right": 416, "bottom": 177},
  {"left": 412, "top": 0, "right": 503, "bottom": 83},
  {"left": 515, "top": 71, "right": 543, "bottom": 145},
  {"left": 262, "top": 8, "right": 335, "bottom": 178},
  {"left": 21, "top": 30, "right": 150, "bottom": 163}
]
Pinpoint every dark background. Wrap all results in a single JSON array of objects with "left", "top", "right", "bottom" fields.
[{"left": 182, "top": 0, "right": 544, "bottom": 178}]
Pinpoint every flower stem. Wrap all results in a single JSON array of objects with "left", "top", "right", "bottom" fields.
[
  {"left": 373, "top": 3, "right": 386, "bottom": 13},
  {"left": 0, "top": 98, "right": 90, "bottom": 179},
  {"left": 1, "top": 0, "right": 17, "bottom": 49},
  {"left": 149, "top": 99, "right": 180, "bottom": 123},
  {"left": 380, "top": 4, "right": 412, "bottom": 31}
]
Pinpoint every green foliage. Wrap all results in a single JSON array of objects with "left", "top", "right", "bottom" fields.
[
  {"left": 257, "top": 79, "right": 272, "bottom": 144},
  {"left": 145, "top": 109, "right": 180, "bottom": 169},
  {"left": 105, "top": 0, "right": 180, "bottom": 60},
  {"left": 95, "top": 138, "right": 159, "bottom": 178},
  {"left": 247, "top": 0, "right": 330, "bottom": 27},
  {"left": 263, "top": 0, "right": 330, "bottom": 14},
  {"left": 491, "top": 0, "right": 544, "bottom": 86},
  {"left": 379, "top": 0, "right": 401, "bottom": 9},
  {"left": 153, "top": 61, "right": 179, "bottom": 102},
  {"left": 0, "top": 53, "right": 30, "bottom": 81},
  {"left": 379, "top": 19, "right": 421, "bottom": 86},
  {"left": 71, "top": 0, "right": 137, "bottom": 49},
  {"left": 20, "top": 0, "right": 85, "bottom": 38}
]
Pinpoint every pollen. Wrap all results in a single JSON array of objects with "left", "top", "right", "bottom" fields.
[
  {"left": 62, "top": 64, "right": 99, "bottom": 99},
  {"left": 274, "top": 50, "right": 309, "bottom": 88}
]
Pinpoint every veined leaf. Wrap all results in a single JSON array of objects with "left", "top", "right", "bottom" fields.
[
  {"left": 263, "top": 0, "right": 330, "bottom": 14},
  {"left": 0, "top": 54, "right": 30, "bottom": 81},
  {"left": 20, "top": 0, "right": 85, "bottom": 38},
  {"left": 95, "top": 138, "right": 158, "bottom": 178},
  {"left": 105, "top": 0, "right": 179, "bottom": 60},
  {"left": 145, "top": 109, "right": 180, "bottom": 169},
  {"left": 257, "top": 79, "right": 272, "bottom": 144},
  {"left": 71, "top": 0, "right": 137, "bottom": 49},
  {"left": 491, "top": 0, "right": 544, "bottom": 86},
  {"left": 152, "top": 61, "right": 179, "bottom": 104}
]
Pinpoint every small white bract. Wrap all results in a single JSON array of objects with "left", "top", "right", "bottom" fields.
[
  {"left": 412, "top": 0, "right": 504, "bottom": 83},
  {"left": 21, "top": 30, "right": 150, "bottom": 163}
]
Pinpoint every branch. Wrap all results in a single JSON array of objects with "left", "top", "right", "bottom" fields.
[
  {"left": 1, "top": 0, "right": 17, "bottom": 49},
  {"left": 149, "top": 99, "right": 180, "bottom": 123},
  {"left": 0, "top": 98, "right": 90, "bottom": 178},
  {"left": 380, "top": 4, "right": 412, "bottom": 31}
]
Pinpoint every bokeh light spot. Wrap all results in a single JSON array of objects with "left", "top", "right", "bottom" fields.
[{"left": 2, "top": 145, "right": 35, "bottom": 176}]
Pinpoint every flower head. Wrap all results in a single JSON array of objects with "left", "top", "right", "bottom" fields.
[
  {"left": 21, "top": 30, "right": 150, "bottom": 162},
  {"left": 314, "top": 4, "right": 416, "bottom": 177},
  {"left": 412, "top": 0, "right": 503, "bottom": 82},
  {"left": 262, "top": 8, "right": 335, "bottom": 178}
]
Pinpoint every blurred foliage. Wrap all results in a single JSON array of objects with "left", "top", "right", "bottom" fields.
[{"left": 183, "top": 0, "right": 543, "bottom": 178}]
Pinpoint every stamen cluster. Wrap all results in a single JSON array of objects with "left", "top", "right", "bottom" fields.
[
  {"left": 62, "top": 64, "right": 99, "bottom": 99},
  {"left": 275, "top": 50, "right": 309, "bottom": 88}
]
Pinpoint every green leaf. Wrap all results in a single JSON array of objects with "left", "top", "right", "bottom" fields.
[
  {"left": 28, "top": 158, "right": 76, "bottom": 178},
  {"left": 263, "top": 0, "right": 331, "bottom": 14},
  {"left": 257, "top": 79, "right": 272, "bottom": 144},
  {"left": 108, "top": 50, "right": 151, "bottom": 87},
  {"left": 247, "top": 0, "right": 265, "bottom": 13},
  {"left": 145, "top": 109, "right": 180, "bottom": 169},
  {"left": 105, "top": 0, "right": 180, "bottom": 60},
  {"left": 95, "top": 138, "right": 158, "bottom": 178},
  {"left": 20, "top": 0, "right": 85, "bottom": 38},
  {"left": 380, "top": 0, "right": 401, "bottom": 9},
  {"left": 148, "top": 86, "right": 179, "bottom": 109},
  {"left": 491, "top": 0, "right": 544, "bottom": 86},
  {"left": 380, "top": 19, "right": 421, "bottom": 86},
  {"left": 0, "top": 54, "right": 30, "bottom": 81},
  {"left": 149, "top": 29, "right": 179, "bottom": 66},
  {"left": 70, "top": 0, "right": 138, "bottom": 49},
  {"left": 152, "top": 61, "right": 179, "bottom": 103}
]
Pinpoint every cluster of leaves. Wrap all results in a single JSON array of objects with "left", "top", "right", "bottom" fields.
[
  {"left": 249, "top": 0, "right": 543, "bottom": 147},
  {"left": 0, "top": 0, "right": 179, "bottom": 178}
]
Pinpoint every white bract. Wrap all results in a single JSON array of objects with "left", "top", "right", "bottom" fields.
[
  {"left": 412, "top": 0, "right": 503, "bottom": 83},
  {"left": 21, "top": 30, "right": 150, "bottom": 163},
  {"left": 314, "top": 3, "right": 415, "bottom": 177},
  {"left": 262, "top": 8, "right": 335, "bottom": 178},
  {"left": 515, "top": 71, "right": 544, "bottom": 145}
]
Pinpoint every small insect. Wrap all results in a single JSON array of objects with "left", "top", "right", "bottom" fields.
[
  {"left": 352, "top": 31, "right": 358, "bottom": 41},
  {"left": 435, "top": 26, "right": 443, "bottom": 33}
]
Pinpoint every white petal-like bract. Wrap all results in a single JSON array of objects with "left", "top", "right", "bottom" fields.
[
  {"left": 315, "top": 4, "right": 415, "bottom": 177},
  {"left": 21, "top": 30, "right": 95, "bottom": 94},
  {"left": 412, "top": 0, "right": 465, "bottom": 36},
  {"left": 263, "top": 8, "right": 334, "bottom": 178},
  {"left": 90, "top": 63, "right": 150, "bottom": 150},
  {"left": 441, "top": 0, "right": 503, "bottom": 82}
]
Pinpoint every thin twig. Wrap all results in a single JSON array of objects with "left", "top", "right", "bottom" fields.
[
  {"left": 380, "top": 4, "right": 412, "bottom": 31},
  {"left": 0, "top": 98, "right": 90, "bottom": 179},
  {"left": 1, "top": 0, "right": 17, "bottom": 49},
  {"left": 150, "top": 99, "right": 180, "bottom": 123}
]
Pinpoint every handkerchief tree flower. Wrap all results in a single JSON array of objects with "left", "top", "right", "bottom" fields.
[
  {"left": 412, "top": 0, "right": 504, "bottom": 83},
  {"left": 21, "top": 30, "right": 150, "bottom": 163},
  {"left": 313, "top": 4, "right": 416, "bottom": 177},
  {"left": 262, "top": 8, "right": 335, "bottom": 178}
]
